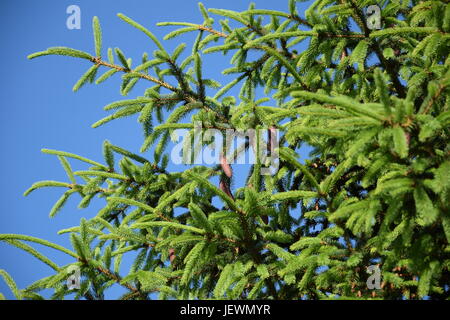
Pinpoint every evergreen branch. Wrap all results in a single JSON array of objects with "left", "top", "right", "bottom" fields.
[
  {"left": 106, "top": 197, "right": 154, "bottom": 213},
  {"left": 117, "top": 13, "right": 165, "bottom": 51},
  {"left": 49, "top": 190, "right": 76, "bottom": 218},
  {"left": 107, "top": 144, "right": 151, "bottom": 164},
  {"left": 41, "top": 149, "right": 107, "bottom": 169},
  {"left": 107, "top": 197, "right": 172, "bottom": 222},
  {"left": 421, "top": 80, "right": 448, "bottom": 114},
  {"left": 244, "top": 31, "right": 364, "bottom": 49},
  {"left": 291, "top": 91, "right": 385, "bottom": 121},
  {"left": 245, "top": 9, "right": 312, "bottom": 27},
  {"left": 93, "top": 57, "right": 178, "bottom": 92},
  {"left": 0, "top": 269, "right": 22, "bottom": 300},
  {"left": 3, "top": 240, "right": 60, "bottom": 271},
  {"left": 214, "top": 54, "right": 269, "bottom": 99},
  {"left": 344, "top": 0, "right": 406, "bottom": 97},
  {"left": 77, "top": 257, "right": 146, "bottom": 297},
  {"left": 17, "top": 0, "right": 450, "bottom": 300},
  {"left": 131, "top": 221, "right": 206, "bottom": 235},
  {"left": 92, "top": 57, "right": 228, "bottom": 123},
  {"left": 209, "top": 8, "right": 268, "bottom": 36},
  {"left": 208, "top": 8, "right": 249, "bottom": 26},
  {"left": 93, "top": 16, "right": 102, "bottom": 58},
  {"left": 27, "top": 47, "right": 93, "bottom": 60},
  {"left": 248, "top": 45, "right": 307, "bottom": 89},
  {"left": 24, "top": 181, "right": 72, "bottom": 196},
  {"left": 92, "top": 105, "right": 143, "bottom": 128},
  {"left": 74, "top": 170, "right": 129, "bottom": 181},
  {"left": 186, "top": 172, "right": 238, "bottom": 212},
  {"left": 243, "top": 31, "right": 317, "bottom": 49},
  {"left": 271, "top": 190, "right": 319, "bottom": 202},
  {"left": 58, "top": 156, "right": 76, "bottom": 184},
  {"left": 157, "top": 22, "right": 228, "bottom": 38},
  {"left": 369, "top": 27, "right": 442, "bottom": 38},
  {"left": 103, "top": 98, "right": 154, "bottom": 111},
  {"left": 0, "top": 234, "right": 78, "bottom": 258},
  {"left": 279, "top": 148, "right": 322, "bottom": 193}
]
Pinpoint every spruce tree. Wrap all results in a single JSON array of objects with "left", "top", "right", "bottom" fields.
[{"left": 1, "top": 0, "right": 449, "bottom": 300}]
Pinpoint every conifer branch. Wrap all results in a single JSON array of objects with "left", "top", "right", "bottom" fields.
[
  {"left": 422, "top": 80, "right": 448, "bottom": 114},
  {"left": 92, "top": 57, "right": 177, "bottom": 92},
  {"left": 157, "top": 22, "right": 228, "bottom": 38},
  {"left": 344, "top": 0, "right": 406, "bottom": 97},
  {"left": 8, "top": 0, "right": 450, "bottom": 300}
]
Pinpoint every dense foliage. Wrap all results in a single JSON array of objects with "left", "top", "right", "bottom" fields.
[{"left": 1, "top": 0, "right": 449, "bottom": 300}]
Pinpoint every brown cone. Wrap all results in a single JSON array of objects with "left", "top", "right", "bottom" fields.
[
  {"left": 169, "top": 248, "right": 176, "bottom": 264},
  {"left": 220, "top": 154, "right": 233, "bottom": 178}
]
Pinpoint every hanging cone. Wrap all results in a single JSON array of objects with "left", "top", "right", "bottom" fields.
[
  {"left": 168, "top": 248, "right": 176, "bottom": 264},
  {"left": 261, "top": 215, "right": 269, "bottom": 224},
  {"left": 219, "top": 179, "right": 234, "bottom": 200},
  {"left": 220, "top": 153, "right": 233, "bottom": 178},
  {"left": 267, "top": 126, "right": 277, "bottom": 155}
]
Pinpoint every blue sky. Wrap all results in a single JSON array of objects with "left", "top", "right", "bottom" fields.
[{"left": 0, "top": 0, "right": 313, "bottom": 299}]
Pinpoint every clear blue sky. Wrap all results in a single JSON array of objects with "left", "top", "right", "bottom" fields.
[{"left": 0, "top": 0, "right": 312, "bottom": 299}]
